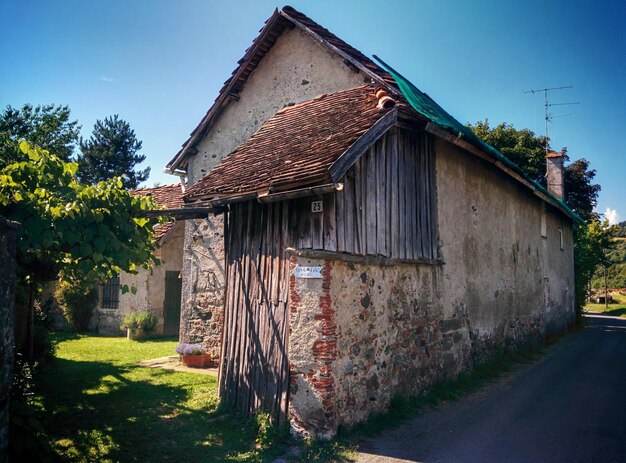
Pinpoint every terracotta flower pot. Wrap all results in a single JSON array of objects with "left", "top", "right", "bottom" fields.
[{"left": 182, "top": 354, "right": 216, "bottom": 368}]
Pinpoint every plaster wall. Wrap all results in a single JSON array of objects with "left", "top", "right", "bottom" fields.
[
  {"left": 186, "top": 27, "right": 368, "bottom": 184},
  {"left": 287, "top": 139, "right": 575, "bottom": 437},
  {"left": 435, "top": 139, "right": 575, "bottom": 350},
  {"left": 96, "top": 223, "right": 184, "bottom": 336},
  {"left": 147, "top": 223, "right": 184, "bottom": 334},
  {"left": 180, "top": 26, "right": 368, "bottom": 356}
]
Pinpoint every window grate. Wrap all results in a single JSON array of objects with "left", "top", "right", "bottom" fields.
[{"left": 101, "top": 276, "right": 120, "bottom": 309}]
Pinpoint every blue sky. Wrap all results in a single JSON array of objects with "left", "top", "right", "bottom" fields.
[{"left": 1, "top": 0, "right": 624, "bottom": 222}]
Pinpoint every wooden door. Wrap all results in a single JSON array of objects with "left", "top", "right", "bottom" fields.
[
  {"left": 163, "top": 271, "right": 182, "bottom": 336},
  {"left": 219, "top": 201, "right": 290, "bottom": 424}
]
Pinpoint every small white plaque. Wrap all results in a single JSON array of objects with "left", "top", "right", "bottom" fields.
[
  {"left": 293, "top": 266, "right": 323, "bottom": 279},
  {"left": 311, "top": 200, "right": 323, "bottom": 213}
]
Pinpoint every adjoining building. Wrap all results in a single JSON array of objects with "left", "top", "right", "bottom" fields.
[{"left": 96, "top": 184, "right": 184, "bottom": 336}]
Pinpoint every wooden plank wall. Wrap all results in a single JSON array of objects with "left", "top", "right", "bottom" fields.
[
  {"left": 218, "top": 126, "right": 435, "bottom": 421},
  {"left": 219, "top": 201, "right": 290, "bottom": 423},
  {"left": 291, "top": 128, "right": 436, "bottom": 260}
]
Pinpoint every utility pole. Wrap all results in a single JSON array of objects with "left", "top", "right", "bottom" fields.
[{"left": 524, "top": 85, "right": 579, "bottom": 155}]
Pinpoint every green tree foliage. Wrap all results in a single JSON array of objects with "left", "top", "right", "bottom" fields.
[
  {"left": 0, "top": 141, "right": 160, "bottom": 284},
  {"left": 0, "top": 104, "right": 80, "bottom": 165},
  {"left": 77, "top": 115, "right": 150, "bottom": 189},
  {"left": 574, "top": 220, "right": 618, "bottom": 306},
  {"left": 55, "top": 281, "right": 99, "bottom": 332},
  {"left": 468, "top": 119, "right": 609, "bottom": 308},
  {"left": 468, "top": 120, "right": 548, "bottom": 182}
]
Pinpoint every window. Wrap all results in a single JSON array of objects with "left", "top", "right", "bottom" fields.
[
  {"left": 101, "top": 276, "right": 120, "bottom": 309},
  {"left": 559, "top": 228, "right": 564, "bottom": 250}
]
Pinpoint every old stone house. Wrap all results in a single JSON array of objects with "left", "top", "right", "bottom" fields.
[
  {"left": 95, "top": 184, "right": 184, "bottom": 336},
  {"left": 166, "top": 6, "right": 577, "bottom": 437}
]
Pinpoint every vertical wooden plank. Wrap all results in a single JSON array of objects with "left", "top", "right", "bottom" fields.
[
  {"left": 376, "top": 134, "right": 387, "bottom": 256},
  {"left": 299, "top": 198, "right": 312, "bottom": 249},
  {"left": 384, "top": 131, "right": 392, "bottom": 257},
  {"left": 366, "top": 146, "right": 377, "bottom": 255},
  {"left": 323, "top": 193, "right": 337, "bottom": 252},
  {"left": 399, "top": 129, "right": 408, "bottom": 260},
  {"left": 407, "top": 131, "right": 421, "bottom": 259},
  {"left": 390, "top": 129, "right": 400, "bottom": 258},
  {"left": 419, "top": 132, "right": 429, "bottom": 259},
  {"left": 311, "top": 196, "right": 323, "bottom": 249},
  {"left": 361, "top": 154, "right": 369, "bottom": 254},
  {"left": 353, "top": 160, "right": 363, "bottom": 254},
  {"left": 428, "top": 135, "right": 437, "bottom": 259},
  {"left": 335, "top": 189, "right": 345, "bottom": 252},
  {"left": 343, "top": 170, "right": 355, "bottom": 253}
]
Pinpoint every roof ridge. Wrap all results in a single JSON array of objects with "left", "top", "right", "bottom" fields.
[{"left": 166, "top": 6, "right": 396, "bottom": 173}]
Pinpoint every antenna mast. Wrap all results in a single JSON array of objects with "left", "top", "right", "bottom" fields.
[{"left": 524, "top": 85, "right": 579, "bottom": 155}]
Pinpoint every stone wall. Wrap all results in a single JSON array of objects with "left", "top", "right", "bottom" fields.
[
  {"left": 286, "top": 138, "right": 575, "bottom": 438},
  {"left": 0, "top": 218, "right": 19, "bottom": 462},
  {"left": 179, "top": 216, "right": 225, "bottom": 358}
]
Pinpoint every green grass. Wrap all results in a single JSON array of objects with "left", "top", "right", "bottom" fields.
[
  {"left": 36, "top": 333, "right": 284, "bottom": 463},
  {"left": 34, "top": 333, "right": 556, "bottom": 462},
  {"left": 584, "top": 293, "right": 626, "bottom": 318}
]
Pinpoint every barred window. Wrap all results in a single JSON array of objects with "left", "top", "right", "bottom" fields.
[{"left": 101, "top": 276, "right": 120, "bottom": 309}]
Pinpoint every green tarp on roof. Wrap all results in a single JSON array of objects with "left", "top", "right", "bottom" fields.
[{"left": 372, "top": 55, "right": 582, "bottom": 224}]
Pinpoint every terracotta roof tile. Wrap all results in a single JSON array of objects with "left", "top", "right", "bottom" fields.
[
  {"left": 185, "top": 85, "right": 395, "bottom": 200},
  {"left": 132, "top": 184, "right": 184, "bottom": 239}
]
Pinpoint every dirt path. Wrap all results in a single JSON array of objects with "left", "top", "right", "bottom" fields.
[{"left": 356, "top": 315, "right": 626, "bottom": 463}]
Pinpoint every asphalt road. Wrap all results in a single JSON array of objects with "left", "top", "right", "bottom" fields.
[{"left": 357, "top": 314, "right": 626, "bottom": 463}]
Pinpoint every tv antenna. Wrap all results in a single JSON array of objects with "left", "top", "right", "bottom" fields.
[{"left": 524, "top": 85, "right": 579, "bottom": 154}]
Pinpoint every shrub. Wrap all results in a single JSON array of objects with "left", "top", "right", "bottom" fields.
[
  {"left": 175, "top": 342, "right": 205, "bottom": 356},
  {"left": 120, "top": 310, "right": 157, "bottom": 333},
  {"left": 55, "top": 280, "right": 98, "bottom": 331}
]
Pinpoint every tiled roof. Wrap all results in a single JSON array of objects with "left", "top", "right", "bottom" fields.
[
  {"left": 132, "top": 184, "right": 184, "bottom": 239},
  {"left": 185, "top": 86, "right": 395, "bottom": 200},
  {"left": 166, "top": 5, "right": 398, "bottom": 173}
]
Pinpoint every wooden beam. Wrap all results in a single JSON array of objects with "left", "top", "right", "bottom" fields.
[
  {"left": 329, "top": 108, "right": 398, "bottom": 183},
  {"left": 257, "top": 183, "right": 338, "bottom": 203},
  {"left": 136, "top": 207, "right": 215, "bottom": 219},
  {"left": 286, "top": 247, "right": 444, "bottom": 267}
]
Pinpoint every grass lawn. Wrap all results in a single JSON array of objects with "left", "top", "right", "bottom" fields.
[
  {"left": 584, "top": 293, "right": 626, "bottom": 318},
  {"left": 34, "top": 331, "right": 558, "bottom": 462},
  {"left": 37, "top": 333, "right": 281, "bottom": 463}
]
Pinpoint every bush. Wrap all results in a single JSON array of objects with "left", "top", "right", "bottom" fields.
[
  {"left": 55, "top": 280, "right": 98, "bottom": 331},
  {"left": 120, "top": 310, "right": 157, "bottom": 333}
]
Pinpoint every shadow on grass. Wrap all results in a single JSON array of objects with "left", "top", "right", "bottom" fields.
[
  {"left": 38, "top": 356, "right": 259, "bottom": 462},
  {"left": 599, "top": 307, "right": 626, "bottom": 317}
]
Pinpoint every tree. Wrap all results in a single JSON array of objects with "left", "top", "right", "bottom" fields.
[
  {"left": 0, "top": 141, "right": 162, "bottom": 355},
  {"left": 0, "top": 104, "right": 80, "bottom": 165},
  {"left": 76, "top": 115, "right": 150, "bottom": 189},
  {"left": 468, "top": 119, "right": 608, "bottom": 309},
  {"left": 469, "top": 120, "right": 548, "bottom": 182}
]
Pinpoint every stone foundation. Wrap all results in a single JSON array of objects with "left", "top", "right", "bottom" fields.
[{"left": 287, "top": 253, "right": 571, "bottom": 439}]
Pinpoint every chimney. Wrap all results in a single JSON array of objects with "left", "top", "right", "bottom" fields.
[{"left": 546, "top": 151, "right": 565, "bottom": 199}]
